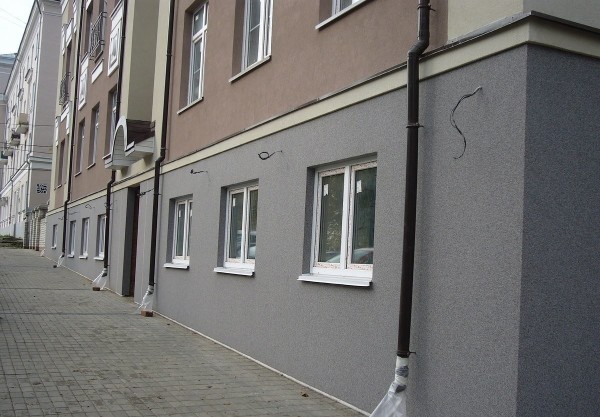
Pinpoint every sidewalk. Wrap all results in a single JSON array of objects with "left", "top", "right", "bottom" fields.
[{"left": 0, "top": 249, "right": 366, "bottom": 417}]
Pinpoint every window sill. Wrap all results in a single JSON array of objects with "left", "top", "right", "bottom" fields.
[
  {"left": 94, "top": 256, "right": 104, "bottom": 261},
  {"left": 177, "top": 97, "right": 203, "bottom": 115},
  {"left": 298, "top": 273, "right": 371, "bottom": 287},
  {"left": 316, "top": 0, "right": 372, "bottom": 30},
  {"left": 74, "top": 171, "right": 82, "bottom": 177},
  {"left": 229, "top": 55, "right": 271, "bottom": 84},
  {"left": 67, "top": 254, "right": 75, "bottom": 258},
  {"left": 87, "top": 162, "right": 96, "bottom": 170},
  {"left": 79, "top": 255, "right": 88, "bottom": 259},
  {"left": 164, "top": 262, "right": 189, "bottom": 270},
  {"left": 213, "top": 267, "right": 254, "bottom": 277},
  {"left": 51, "top": 245, "right": 57, "bottom": 249}
]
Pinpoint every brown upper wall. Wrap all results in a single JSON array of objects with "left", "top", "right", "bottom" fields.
[{"left": 168, "top": 0, "right": 447, "bottom": 161}]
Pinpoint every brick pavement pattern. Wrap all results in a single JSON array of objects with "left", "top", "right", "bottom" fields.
[{"left": 0, "top": 249, "right": 366, "bottom": 417}]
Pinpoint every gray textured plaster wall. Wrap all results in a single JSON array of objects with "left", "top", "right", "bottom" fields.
[
  {"left": 517, "top": 46, "right": 600, "bottom": 417},
  {"left": 153, "top": 46, "right": 530, "bottom": 414}
]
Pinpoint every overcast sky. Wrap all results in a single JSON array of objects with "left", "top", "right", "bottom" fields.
[{"left": 0, "top": 0, "right": 36, "bottom": 55}]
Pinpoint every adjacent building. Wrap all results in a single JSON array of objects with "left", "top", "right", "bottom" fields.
[
  {"left": 0, "top": 0, "right": 61, "bottom": 248},
  {"left": 46, "top": 0, "right": 600, "bottom": 415}
]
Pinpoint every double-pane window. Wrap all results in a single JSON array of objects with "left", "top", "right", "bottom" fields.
[
  {"left": 68, "top": 220, "right": 76, "bottom": 256},
  {"left": 313, "top": 161, "right": 376, "bottom": 276},
  {"left": 80, "top": 217, "right": 89, "bottom": 257},
  {"left": 173, "top": 199, "right": 192, "bottom": 263},
  {"left": 97, "top": 214, "right": 106, "bottom": 258},
  {"left": 333, "top": 0, "right": 360, "bottom": 14},
  {"left": 188, "top": 3, "right": 208, "bottom": 104},
  {"left": 242, "top": 0, "right": 272, "bottom": 69},
  {"left": 225, "top": 185, "right": 258, "bottom": 268}
]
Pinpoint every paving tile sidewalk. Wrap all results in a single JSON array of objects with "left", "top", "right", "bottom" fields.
[{"left": 0, "top": 249, "right": 366, "bottom": 417}]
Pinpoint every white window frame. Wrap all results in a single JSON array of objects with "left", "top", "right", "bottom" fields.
[
  {"left": 107, "top": 5, "right": 122, "bottom": 75},
  {"left": 96, "top": 214, "right": 106, "bottom": 259},
  {"left": 89, "top": 105, "right": 99, "bottom": 166},
  {"left": 301, "top": 159, "right": 377, "bottom": 286},
  {"left": 242, "top": 0, "right": 272, "bottom": 70},
  {"left": 171, "top": 198, "right": 192, "bottom": 264},
  {"left": 76, "top": 121, "right": 85, "bottom": 174},
  {"left": 333, "top": 0, "right": 360, "bottom": 14},
  {"left": 68, "top": 220, "right": 76, "bottom": 257},
  {"left": 188, "top": 3, "right": 208, "bottom": 104},
  {"left": 220, "top": 184, "right": 258, "bottom": 272},
  {"left": 51, "top": 224, "right": 57, "bottom": 249},
  {"left": 80, "top": 217, "right": 89, "bottom": 258}
]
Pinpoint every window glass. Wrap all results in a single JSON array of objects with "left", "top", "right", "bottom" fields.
[
  {"left": 228, "top": 191, "right": 244, "bottom": 260},
  {"left": 351, "top": 167, "right": 376, "bottom": 264},
  {"left": 247, "top": 189, "right": 258, "bottom": 260},
  {"left": 318, "top": 173, "right": 344, "bottom": 263}
]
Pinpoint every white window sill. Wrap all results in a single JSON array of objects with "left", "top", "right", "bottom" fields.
[
  {"left": 79, "top": 255, "right": 88, "bottom": 259},
  {"left": 316, "top": 0, "right": 372, "bottom": 30},
  {"left": 213, "top": 267, "right": 254, "bottom": 277},
  {"left": 177, "top": 97, "right": 203, "bottom": 115},
  {"left": 229, "top": 55, "right": 271, "bottom": 83},
  {"left": 164, "top": 262, "right": 189, "bottom": 270},
  {"left": 298, "top": 273, "right": 371, "bottom": 287},
  {"left": 94, "top": 256, "right": 104, "bottom": 261},
  {"left": 67, "top": 254, "right": 75, "bottom": 258},
  {"left": 51, "top": 245, "right": 57, "bottom": 249}
]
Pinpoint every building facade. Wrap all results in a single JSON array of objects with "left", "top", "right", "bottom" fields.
[
  {"left": 46, "top": 0, "right": 600, "bottom": 415},
  {"left": 0, "top": 0, "right": 61, "bottom": 243}
]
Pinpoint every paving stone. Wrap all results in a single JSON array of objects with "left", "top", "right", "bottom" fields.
[{"left": 0, "top": 249, "right": 365, "bottom": 416}]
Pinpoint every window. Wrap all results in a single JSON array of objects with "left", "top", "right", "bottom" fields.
[
  {"left": 188, "top": 3, "right": 208, "bottom": 104},
  {"left": 333, "top": 0, "right": 360, "bottom": 14},
  {"left": 68, "top": 220, "right": 76, "bottom": 257},
  {"left": 76, "top": 121, "right": 85, "bottom": 173},
  {"left": 57, "top": 140, "right": 65, "bottom": 186},
  {"left": 105, "top": 89, "right": 117, "bottom": 156},
  {"left": 242, "top": 0, "right": 272, "bottom": 70},
  {"left": 217, "top": 185, "right": 258, "bottom": 274},
  {"left": 301, "top": 160, "right": 376, "bottom": 286},
  {"left": 89, "top": 105, "right": 99, "bottom": 166},
  {"left": 171, "top": 198, "right": 192, "bottom": 264},
  {"left": 96, "top": 214, "right": 106, "bottom": 259},
  {"left": 52, "top": 224, "right": 57, "bottom": 248},
  {"left": 107, "top": 5, "right": 123, "bottom": 75},
  {"left": 80, "top": 217, "right": 89, "bottom": 257}
]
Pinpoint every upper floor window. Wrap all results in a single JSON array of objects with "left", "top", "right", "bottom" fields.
[
  {"left": 88, "top": 105, "right": 99, "bottom": 166},
  {"left": 333, "top": 0, "right": 360, "bottom": 14},
  {"left": 188, "top": 3, "right": 208, "bottom": 104},
  {"left": 108, "top": 4, "right": 123, "bottom": 75},
  {"left": 76, "top": 121, "right": 85, "bottom": 174},
  {"left": 242, "top": 0, "right": 272, "bottom": 70}
]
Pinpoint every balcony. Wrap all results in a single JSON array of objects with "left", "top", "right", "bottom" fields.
[
  {"left": 89, "top": 13, "right": 105, "bottom": 59},
  {"left": 59, "top": 72, "right": 70, "bottom": 106},
  {"left": 9, "top": 132, "right": 21, "bottom": 146},
  {"left": 15, "top": 113, "right": 29, "bottom": 134}
]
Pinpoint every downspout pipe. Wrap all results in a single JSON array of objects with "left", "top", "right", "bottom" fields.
[
  {"left": 398, "top": 0, "right": 431, "bottom": 360},
  {"left": 60, "top": 0, "right": 86, "bottom": 262},
  {"left": 100, "top": 0, "right": 128, "bottom": 278},
  {"left": 144, "top": 0, "right": 176, "bottom": 312},
  {"left": 371, "top": 3, "right": 430, "bottom": 415}
]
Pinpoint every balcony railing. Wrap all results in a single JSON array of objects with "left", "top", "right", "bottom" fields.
[
  {"left": 59, "top": 72, "right": 70, "bottom": 106},
  {"left": 90, "top": 13, "right": 106, "bottom": 59}
]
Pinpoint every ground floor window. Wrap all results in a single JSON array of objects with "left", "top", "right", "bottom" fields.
[
  {"left": 68, "top": 220, "right": 76, "bottom": 257},
  {"left": 52, "top": 224, "right": 57, "bottom": 248},
  {"left": 96, "top": 214, "right": 106, "bottom": 258},
  {"left": 310, "top": 159, "right": 376, "bottom": 282},
  {"left": 172, "top": 198, "right": 192, "bottom": 264},
  {"left": 80, "top": 218, "right": 89, "bottom": 257},
  {"left": 225, "top": 184, "right": 258, "bottom": 270}
]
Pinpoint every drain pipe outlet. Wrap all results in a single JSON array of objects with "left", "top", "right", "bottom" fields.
[{"left": 371, "top": 1, "right": 430, "bottom": 416}]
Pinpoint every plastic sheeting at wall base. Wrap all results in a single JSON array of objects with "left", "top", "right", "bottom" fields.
[
  {"left": 92, "top": 269, "right": 108, "bottom": 290},
  {"left": 138, "top": 285, "right": 154, "bottom": 313},
  {"left": 56, "top": 255, "right": 64, "bottom": 267},
  {"left": 370, "top": 356, "right": 409, "bottom": 417}
]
